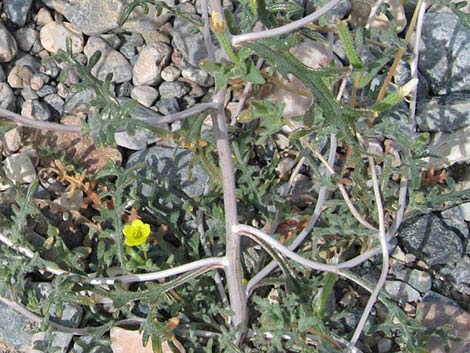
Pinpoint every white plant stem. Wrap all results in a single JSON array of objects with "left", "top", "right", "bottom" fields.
[
  {"left": 348, "top": 157, "right": 389, "bottom": 348},
  {"left": 231, "top": 0, "right": 342, "bottom": 46}
]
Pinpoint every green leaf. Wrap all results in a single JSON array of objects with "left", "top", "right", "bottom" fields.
[{"left": 242, "top": 59, "right": 265, "bottom": 84}]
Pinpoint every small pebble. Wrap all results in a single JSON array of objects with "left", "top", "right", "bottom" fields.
[
  {"left": 0, "top": 82, "right": 16, "bottom": 109},
  {"left": 35, "top": 7, "right": 54, "bottom": 26},
  {"left": 131, "top": 86, "right": 159, "bottom": 108},
  {"left": 40, "top": 21, "right": 84, "bottom": 54},
  {"left": 159, "top": 81, "right": 190, "bottom": 99},
  {"left": 161, "top": 65, "right": 181, "bottom": 82},
  {"left": 14, "top": 28, "right": 39, "bottom": 52},
  {"left": 30, "top": 74, "right": 45, "bottom": 91},
  {"left": 3, "top": 152, "right": 37, "bottom": 184},
  {"left": 21, "top": 99, "right": 51, "bottom": 121},
  {"left": 8, "top": 65, "right": 33, "bottom": 88}
]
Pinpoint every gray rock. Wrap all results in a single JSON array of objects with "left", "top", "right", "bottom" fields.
[
  {"left": 156, "top": 97, "right": 180, "bottom": 116},
  {"left": 399, "top": 212, "right": 468, "bottom": 266},
  {"left": 131, "top": 85, "right": 159, "bottom": 108},
  {"left": 172, "top": 16, "right": 207, "bottom": 67},
  {"left": 159, "top": 81, "right": 190, "bottom": 99},
  {"left": 30, "top": 283, "right": 83, "bottom": 353},
  {"left": 133, "top": 42, "right": 172, "bottom": 86},
  {"left": 44, "top": 93, "right": 65, "bottom": 116},
  {"left": 0, "top": 301, "right": 33, "bottom": 349},
  {"left": 64, "top": 89, "right": 96, "bottom": 114},
  {"left": 419, "top": 12, "right": 470, "bottom": 94},
  {"left": 15, "top": 54, "right": 41, "bottom": 73},
  {"left": 0, "top": 20, "right": 18, "bottom": 62},
  {"left": 181, "top": 66, "right": 213, "bottom": 87},
  {"left": 439, "top": 256, "right": 470, "bottom": 296},
  {"left": 3, "top": 0, "right": 33, "bottom": 26},
  {"left": 40, "top": 60, "right": 60, "bottom": 78},
  {"left": 84, "top": 36, "right": 132, "bottom": 84},
  {"left": 36, "top": 84, "right": 58, "bottom": 98},
  {"left": 306, "top": 0, "right": 351, "bottom": 21},
  {"left": 116, "top": 81, "right": 133, "bottom": 97},
  {"left": 100, "top": 34, "right": 121, "bottom": 49},
  {"left": 385, "top": 280, "right": 421, "bottom": 302},
  {"left": 2, "top": 127, "right": 22, "bottom": 154},
  {"left": 112, "top": 99, "right": 165, "bottom": 149},
  {"left": 126, "top": 145, "right": 210, "bottom": 198},
  {"left": 119, "top": 32, "right": 144, "bottom": 60},
  {"left": 0, "top": 65, "right": 5, "bottom": 81},
  {"left": 161, "top": 65, "right": 181, "bottom": 82},
  {"left": 41, "top": 0, "right": 172, "bottom": 35},
  {"left": 3, "top": 152, "right": 37, "bottom": 184},
  {"left": 14, "top": 28, "right": 39, "bottom": 52},
  {"left": 71, "top": 336, "right": 111, "bottom": 353},
  {"left": 0, "top": 82, "right": 16, "bottom": 109},
  {"left": 21, "top": 87, "right": 38, "bottom": 100},
  {"left": 394, "top": 268, "right": 432, "bottom": 292},
  {"left": 21, "top": 99, "right": 51, "bottom": 121},
  {"left": 421, "top": 290, "right": 459, "bottom": 307},
  {"left": 416, "top": 92, "right": 470, "bottom": 132},
  {"left": 426, "top": 126, "right": 470, "bottom": 168}
]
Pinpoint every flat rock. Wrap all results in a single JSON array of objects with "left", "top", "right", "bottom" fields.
[
  {"left": 426, "top": 126, "right": 470, "bottom": 168},
  {"left": 21, "top": 99, "right": 51, "bottom": 121},
  {"left": 131, "top": 85, "right": 159, "bottom": 108},
  {"left": 399, "top": 212, "right": 468, "bottom": 266},
  {"left": 0, "top": 20, "right": 18, "bottom": 62},
  {"left": 384, "top": 280, "right": 421, "bottom": 302},
  {"left": 417, "top": 92, "right": 470, "bottom": 132},
  {"left": 0, "top": 82, "right": 16, "bottom": 109},
  {"left": 172, "top": 16, "right": 207, "bottom": 68},
  {"left": 40, "top": 21, "right": 84, "bottom": 54},
  {"left": 84, "top": 36, "right": 132, "bottom": 84},
  {"left": 159, "top": 81, "right": 190, "bottom": 99},
  {"left": 393, "top": 268, "right": 432, "bottom": 292},
  {"left": 0, "top": 300, "right": 33, "bottom": 350},
  {"left": 133, "top": 42, "right": 172, "bottom": 86},
  {"left": 41, "top": 0, "right": 172, "bottom": 36},
  {"left": 14, "top": 28, "right": 40, "bottom": 53},
  {"left": 3, "top": 152, "right": 37, "bottom": 184},
  {"left": 126, "top": 145, "right": 209, "bottom": 198},
  {"left": 419, "top": 12, "right": 470, "bottom": 94},
  {"left": 3, "top": 0, "right": 33, "bottom": 26}
]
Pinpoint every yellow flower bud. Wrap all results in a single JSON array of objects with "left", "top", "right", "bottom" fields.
[{"left": 211, "top": 11, "right": 226, "bottom": 33}]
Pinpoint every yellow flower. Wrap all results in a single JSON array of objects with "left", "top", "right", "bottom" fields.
[{"left": 122, "top": 219, "right": 151, "bottom": 247}]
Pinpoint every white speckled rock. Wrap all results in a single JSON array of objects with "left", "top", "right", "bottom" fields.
[
  {"left": 84, "top": 36, "right": 132, "bottom": 83},
  {"left": 132, "top": 42, "right": 172, "bottom": 86},
  {"left": 40, "top": 21, "right": 84, "bottom": 54},
  {"left": 0, "top": 20, "right": 18, "bottom": 62}
]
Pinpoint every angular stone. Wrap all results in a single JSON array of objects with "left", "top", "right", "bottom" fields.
[
  {"left": 0, "top": 20, "right": 18, "bottom": 62},
  {"left": 8, "top": 65, "right": 33, "bottom": 88},
  {"left": 21, "top": 100, "right": 51, "bottom": 121},
  {"left": 40, "top": 0, "right": 172, "bottom": 36},
  {"left": 0, "top": 301, "right": 33, "bottom": 350},
  {"left": 419, "top": 12, "right": 470, "bottom": 94},
  {"left": 416, "top": 92, "right": 470, "bottom": 132},
  {"left": 385, "top": 280, "right": 421, "bottom": 302},
  {"left": 0, "top": 82, "right": 16, "bottom": 109},
  {"left": 126, "top": 145, "right": 210, "bottom": 198},
  {"left": 426, "top": 126, "right": 470, "bottom": 168},
  {"left": 394, "top": 269, "right": 432, "bottom": 292},
  {"left": 159, "top": 81, "right": 190, "bottom": 99},
  {"left": 3, "top": 152, "right": 37, "bottom": 184},
  {"left": 131, "top": 85, "right": 159, "bottom": 108},
  {"left": 399, "top": 213, "right": 468, "bottom": 266},
  {"left": 14, "top": 28, "right": 39, "bottom": 53},
  {"left": 84, "top": 36, "right": 132, "bottom": 84},
  {"left": 4, "top": 0, "right": 33, "bottom": 26},
  {"left": 172, "top": 16, "right": 207, "bottom": 67},
  {"left": 40, "top": 22, "right": 84, "bottom": 54},
  {"left": 161, "top": 65, "right": 181, "bottom": 82},
  {"left": 133, "top": 42, "right": 172, "bottom": 86}
]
